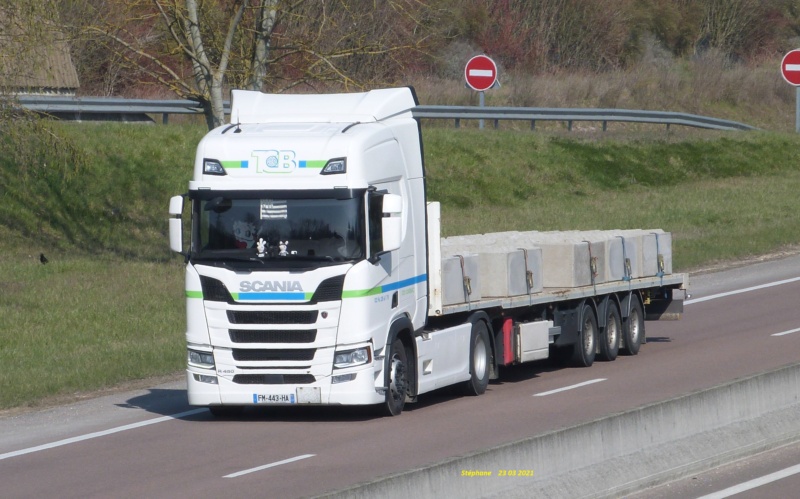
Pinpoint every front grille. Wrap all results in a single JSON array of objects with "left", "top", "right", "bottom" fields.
[
  {"left": 227, "top": 310, "right": 318, "bottom": 325},
  {"left": 310, "top": 275, "right": 345, "bottom": 302},
  {"left": 232, "top": 374, "right": 316, "bottom": 385},
  {"left": 229, "top": 329, "right": 317, "bottom": 343},
  {"left": 200, "top": 276, "right": 234, "bottom": 303},
  {"left": 232, "top": 349, "right": 316, "bottom": 362}
]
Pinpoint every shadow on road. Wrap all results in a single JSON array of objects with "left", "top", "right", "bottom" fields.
[
  {"left": 117, "top": 351, "right": 633, "bottom": 422},
  {"left": 118, "top": 388, "right": 189, "bottom": 417}
]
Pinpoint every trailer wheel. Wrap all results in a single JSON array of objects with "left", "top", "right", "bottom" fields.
[
  {"left": 622, "top": 295, "right": 645, "bottom": 356},
  {"left": 462, "top": 321, "right": 491, "bottom": 396},
  {"left": 598, "top": 302, "right": 621, "bottom": 361},
  {"left": 383, "top": 338, "right": 408, "bottom": 416},
  {"left": 571, "top": 303, "right": 597, "bottom": 367}
]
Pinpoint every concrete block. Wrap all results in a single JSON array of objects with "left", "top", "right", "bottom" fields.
[
  {"left": 514, "top": 232, "right": 599, "bottom": 288},
  {"left": 441, "top": 254, "right": 481, "bottom": 305},
  {"left": 611, "top": 232, "right": 644, "bottom": 278},
  {"left": 620, "top": 229, "right": 673, "bottom": 276},
  {"left": 442, "top": 238, "right": 544, "bottom": 296},
  {"left": 441, "top": 232, "right": 519, "bottom": 249},
  {"left": 648, "top": 230, "right": 673, "bottom": 275},
  {"left": 605, "top": 233, "right": 640, "bottom": 280},
  {"left": 475, "top": 250, "right": 528, "bottom": 297},
  {"left": 516, "top": 246, "right": 544, "bottom": 295}
]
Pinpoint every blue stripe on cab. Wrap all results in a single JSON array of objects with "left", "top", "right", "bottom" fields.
[
  {"left": 382, "top": 274, "right": 427, "bottom": 293},
  {"left": 238, "top": 292, "right": 307, "bottom": 301}
]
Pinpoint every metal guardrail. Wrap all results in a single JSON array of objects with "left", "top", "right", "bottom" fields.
[
  {"left": 412, "top": 105, "right": 757, "bottom": 131},
  {"left": 12, "top": 95, "right": 756, "bottom": 131},
  {"left": 13, "top": 95, "right": 214, "bottom": 124}
]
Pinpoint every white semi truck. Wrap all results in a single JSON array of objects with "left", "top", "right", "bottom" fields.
[{"left": 168, "top": 87, "right": 687, "bottom": 416}]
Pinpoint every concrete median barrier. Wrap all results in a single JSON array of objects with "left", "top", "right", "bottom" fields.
[{"left": 317, "top": 362, "right": 800, "bottom": 499}]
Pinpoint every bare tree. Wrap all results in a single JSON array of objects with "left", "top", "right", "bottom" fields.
[{"left": 78, "top": 0, "right": 436, "bottom": 129}]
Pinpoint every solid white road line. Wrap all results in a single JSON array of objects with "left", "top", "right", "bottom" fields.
[
  {"left": 533, "top": 378, "right": 606, "bottom": 397},
  {"left": 696, "top": 462, "right": 800, "bottom": 499},
  {"left": 771, "top": 327, "right": 800, "bottom": 337},
  {"left": 224, "top": 454, "right": 316, "bottom": 478},
  {"left": 685, "top": 276, "right": 800, "bottom": 306},
  {"left": 0, "top": 408, "right": 207, "bottom": 461}
]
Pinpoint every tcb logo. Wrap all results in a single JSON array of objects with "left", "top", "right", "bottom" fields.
[{"left": 253, "top": 150, "right": 296, "bottom": 173}]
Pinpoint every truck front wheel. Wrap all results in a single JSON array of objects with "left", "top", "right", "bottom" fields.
[
  {"left": 462, "top": 321, "right": 491, "bottom": 396},
  {"left": 383, "top": 338, "right": 408, "bottom": 416}
]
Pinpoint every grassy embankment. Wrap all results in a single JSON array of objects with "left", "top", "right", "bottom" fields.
[{"left": 2, "top": 119, "right": 800, "bottom": 411}]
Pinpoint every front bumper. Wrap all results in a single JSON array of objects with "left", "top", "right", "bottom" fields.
[{"left": 186, "top": 363, "right": 384, "bottom": 407}]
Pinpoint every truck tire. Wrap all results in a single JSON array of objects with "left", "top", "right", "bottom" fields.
[
  {"left": 571, "top": 303, "right": 597, "bottom": 367},
  {"left": 598, "top": 301, "right": 621, "bottom": 361},
  {"left": 622, "top": 295, "right": 644, "bottom": 356},
  {"left": 383, "top": 338, "right": 408, "bottom": 416},
  {"left": 462, "top": 321, "right": 491, "bottom": 396}
]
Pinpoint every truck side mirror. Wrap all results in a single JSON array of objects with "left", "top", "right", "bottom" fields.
[
  {"left": 381, "top": 194, "right": 402, "bottom": 253},
  {"left": 168, "top": 195, "right": 184, "bottom": 253}
]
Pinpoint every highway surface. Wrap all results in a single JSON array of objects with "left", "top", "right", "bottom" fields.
[
  {"left": 630, "top": 438, "right": 800, "bottom": 499},
  {"left": 2, "top": 254, "right": 800, "bottom": 498}
]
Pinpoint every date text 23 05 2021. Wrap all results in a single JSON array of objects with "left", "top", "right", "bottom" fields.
[{"left": 460, "top": 469, "right": 535, "bottom": 477}]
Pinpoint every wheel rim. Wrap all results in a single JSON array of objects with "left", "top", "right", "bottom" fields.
[
  {"left": 607, "top": 312, "right": 619, "bottom": 347},
  {"left": 388, "top": 354, "right": 407, "bottom": 403},
  {"left": 629, "top": 308, "right": 641, "bottom": 343},
  {"left": 583, "top": 317, "right": 595, "bottom": 355},
  {"left": 473, "top": 335, "right": 487, "bottom": 379}
]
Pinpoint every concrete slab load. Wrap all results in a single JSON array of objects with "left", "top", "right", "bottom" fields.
[
  {"left": 441, "top": 229, "right": 673, "bottom": 292},
  {"left": 317, "top": 362, "right": 800, "bottom": 499}
]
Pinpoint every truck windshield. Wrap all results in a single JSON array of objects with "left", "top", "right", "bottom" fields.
[{"left": 191, "top": 192, "right": 366, "bottom": 264}]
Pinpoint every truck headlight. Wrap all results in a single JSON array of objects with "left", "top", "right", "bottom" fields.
[
  {"left": 333, "top": 347, "right": 371, "bottom": 369},
  {"left": 203, "top": 159, "right": 226, "bottom": 175},
  {"left": 188, "top": 349, "right": 215, "bottom": 369}
]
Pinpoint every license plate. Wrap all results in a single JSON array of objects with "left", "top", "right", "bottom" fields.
[{"left": 253, "top": 393, "right": 296, "bottom": 404}]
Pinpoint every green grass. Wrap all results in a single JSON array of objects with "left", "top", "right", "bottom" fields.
[
  {"left": 0, "top": 240, "right": 186, "bottom": 409},
  {"left": 3, "top": 120, "right": 800, "bottom": 410},
  {"left": 0, "top": 120, "right": 205, "bottom": 260}
]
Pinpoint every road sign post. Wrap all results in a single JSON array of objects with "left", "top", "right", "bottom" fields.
[
  {"left": 465, "top": 55, "right": 498, "bottom": 130},
  {"left": 781, "top": 49, "right": 800, "bottom": 133}
]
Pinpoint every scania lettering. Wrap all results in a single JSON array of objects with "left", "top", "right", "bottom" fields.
[
  {"left": 169, "top": 87, "right": 688, "bottom": 417},
  {"left": 239, "top": 281, "right": 304, "bottom": 293}
]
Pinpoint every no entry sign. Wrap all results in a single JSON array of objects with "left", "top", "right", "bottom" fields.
[
  {"left": 782, "top": 49, "right": 800, "bottom": 86},
  {"left": 784, "top": 49, "right": 800, "bottom": 133},
  {"left": 465, "top": 55, "right": 498, "bottom": 92}
]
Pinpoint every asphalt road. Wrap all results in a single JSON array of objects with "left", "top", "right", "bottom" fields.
[
  {"left": 629, "top": 438, "right": 800, "bottom": 499},
  {"left": 2, "top": 255, "right": 800, "bottom": 498}
]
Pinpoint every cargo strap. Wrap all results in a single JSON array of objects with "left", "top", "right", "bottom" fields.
[
  {"left": 458, "top": 254, "right": 473, "bottom": 310},
  {"left": 518, "top": 247, "right": 535, "bottom": 306},
  {"left": 651, "top": 232, "right": 665, "bottom": 287},
  {"left": 616, "top": 235, "right": 632, "bottom": 282},
  {"left": 583, "top": 240, "right": 598, "bottom": 294}
]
